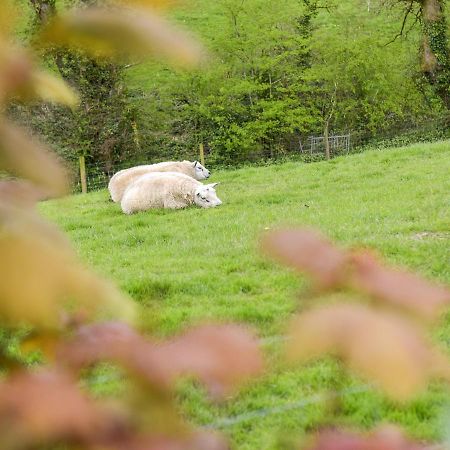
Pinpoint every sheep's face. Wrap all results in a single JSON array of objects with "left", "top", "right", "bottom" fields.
[
  {"left": 193, "top": 161, "right": 210, "bottom": 180},
  {"left": 194, "top": 183, "right": 222, "bottom": 208}
]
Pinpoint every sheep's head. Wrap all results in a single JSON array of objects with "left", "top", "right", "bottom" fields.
[
  {"left": 193, "top": 161, "right": 210, "bottom": 180},
  {"left": 194, "top": 183, "right": 221, "bottom": 208}
]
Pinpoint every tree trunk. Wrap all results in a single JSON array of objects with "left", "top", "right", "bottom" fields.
[
  {"left": 324, "top": 120, "right": 330, "bottom": 160},
  {"left": 420, "top": 0, "right": 450, "bottom": 109},
  {"left": 29, "top": 0, "right": 56, "bottom": 24}
]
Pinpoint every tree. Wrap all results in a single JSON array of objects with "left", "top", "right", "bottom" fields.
[
  {"left": 156, "top": 0, "right": 319, "bottom": 164},
  {"left": 26, "top": 0, "right": 138, "bottom": 170},
  {"left": 388, "top": 0, "right": 449, "bottom": 109},
  {"left": 419, "top": 0, "right": 449, "bottom": 109}
]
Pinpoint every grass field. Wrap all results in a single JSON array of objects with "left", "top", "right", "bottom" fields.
[{"left": 40, "top": 141, "right": 450, "bottom": 449}]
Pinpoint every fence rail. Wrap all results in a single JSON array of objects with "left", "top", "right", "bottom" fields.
[{"left": 72, "top": 133, "right": 354, "bottom": 193}]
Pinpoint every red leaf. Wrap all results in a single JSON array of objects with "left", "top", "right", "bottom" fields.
[
  {"left": 308, "top": 426, "right": 428, "bottom": 450},
  {"left": 0, "top": 44, "right": 33, "bottom": 105},
  {"left": 0, "top": 370, "right": 110, "bottom": 445},
  {"left": 60, "top": 322, "right": 263, "bottom": 398},
  {"left": 262, "top": 229, "right": 348, "bottom": 289},
  {"left": 110, "top": 430, "right": 228, "bottom": 450},
  {"left": 350, "top": 251, "right": 450, "bottom": 320},
  {"left": 157, "top": 324, "right": 263, "bottom": 398},
  {"left": 263, "top": 228, "right": 450, "bottom": 320}
]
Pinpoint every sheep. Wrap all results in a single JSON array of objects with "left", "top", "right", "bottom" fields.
[
  {"left": 120, "top": 172, "right": 222, "bottom": 214},
  {"left": 108, "top": 160, "right": 210, "bottom": 202}
]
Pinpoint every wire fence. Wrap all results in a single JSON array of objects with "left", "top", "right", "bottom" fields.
[
  {"left": 84, "top": 333, "right": 373, "bottom": 431},
  {"left": 207, "top": 385, "right": 370, "bottom": 429},
  {"left": 86, "top": 368, "right": 371, "bottom": 430},
  {"left": 71, "top": 133, "right": 354, "bottom": 193},
  {"left": 70, "top": 115, "right": 450, "bottom": 194}
]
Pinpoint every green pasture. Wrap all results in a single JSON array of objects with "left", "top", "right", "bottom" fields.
[{"left": 41, "top": 141, "right": 450, "bottom": 449}]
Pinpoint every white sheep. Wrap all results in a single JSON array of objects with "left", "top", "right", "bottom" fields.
[
  {"left": 121, "top": 172, "right": 222, "bottom": 214},
  {"left": 108, "top": 160, "right": 211, "bottom": 203}
]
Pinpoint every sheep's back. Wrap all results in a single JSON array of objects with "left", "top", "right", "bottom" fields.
[{"left": 109, "top": 161, "right": 194, "bottom": 202}]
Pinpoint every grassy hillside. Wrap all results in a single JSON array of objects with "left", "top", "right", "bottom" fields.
[
  {"left": 40, "top": 141, "right": 450, "bottom": 449},
  {"left": 125, "top": 0, "right": 418, "bottom": 92}
]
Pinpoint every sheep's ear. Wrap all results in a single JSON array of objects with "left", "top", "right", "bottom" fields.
[
  {"left": 193, "top": 161, "right": 198, "bottom": 167},
  {"left": 209, "top": 182, "right": 220, "bottom": 188}
]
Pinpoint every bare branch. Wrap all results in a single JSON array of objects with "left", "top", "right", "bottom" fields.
[{"left": 384, "top": 0, "right": 415, "bottom": 46}]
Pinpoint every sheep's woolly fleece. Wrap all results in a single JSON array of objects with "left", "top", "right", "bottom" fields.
[
  {"left": 121, "top": 172, "right": 222, "bottom": 214},
  {"left": 108, "top": 160, "right": 210, "bottom": 202}
]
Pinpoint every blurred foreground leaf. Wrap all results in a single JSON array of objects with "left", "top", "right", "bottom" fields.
[
  {"left": 60, "top": 322, "right": 263, "bottom": 398},
  {"left": 112, "top": 0, "right": 177, "bottom": 9},
  {"left": 0, "top": 180, "right": 47, "bottom": 208},
  {"left": 0, "top": 200, "right": 136, "bottom": 330},
  {"left": 39, "top": 7, "right": 204, "bottom": 66},
  {"left": 306, "top": 425, "right": 429, "bottom": 450},
  {"left": 350, "top": 250, "right": 450, "bottom": 321},
  {"left": 287, "top": 304, "right": 450, "bottom": 401},
  {"left": 0, "top": 119, "right": 69, "bottom": 197},
  {"left": 0, "top": 370, "right": 109, "bottom": 447},
  {"left": 0, "top": 41, "right": 78, "bottom": 107},
  {"left": 262, "top": 228, "right": 348, "bottom": 289},
  {"left": 0, "top": 368, "right": 228, "bottom": 449},
  {"left": 263, "top": 228, "right": 450, "bottom": 320},
  {"left": 30, "top": 70, "right": 78, "bottom": 107}
]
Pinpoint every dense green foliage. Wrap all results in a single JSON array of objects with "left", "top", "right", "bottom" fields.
[
  {"left": 11, "top": 0, "right": 450, "bottom": 168},
  {"left": 40, "top": 141, "right": 450, "bottom": 449},
  {"left": 11, "top": 0, "right": 139, "bottom": 169},
  {"left": 49, "top": 52, "right": 138, "bottom": 169},
  {"left": 126, "top": 0, "right": 449, "bottom": 165}
]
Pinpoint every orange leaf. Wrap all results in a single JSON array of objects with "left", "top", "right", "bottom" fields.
[
  {"left": 40, "top": 8, "right": 204, "bottom": 67},
  {"left": 287, "top": 304, "right": 450, "bottom": 401},
  {"left": 0, "top": 1, "right": 17, "bottom": 38},
  {"left": 0, "top": 233, "right": 135, "bottom": 329},
  {"left": 112, "top": 0, "right": 177, "bottom": 9},
  {"left": 0, "top": 199, "right": 136, "bottom": 329},
  {"left": 263, "top": 227, "right": 450, "bottom": 320},
  {"left": 0, "top": 41, "right": 33, "bottom": 105},
  {"left": 0, "top": 41, "right": 78, "bottom": 107},
  {"left": 30, "top": 70, "right": 79, "bottom": 107},
  {"left": 0, "top": 369, "right": 227, "bottom": 449},
  {"left": 0, "top": 180, "right": 47, "bottom": 208},
  {"left": 0, "top": 119, "right": 69, "bottom": 197}
]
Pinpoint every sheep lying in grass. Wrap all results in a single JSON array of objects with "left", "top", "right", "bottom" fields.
[
  {"left": 108, "top": 160, "right": 210, "bottom": 202},
  {"left": 121, "top": 172, "right": 222, "bottom": 214}
]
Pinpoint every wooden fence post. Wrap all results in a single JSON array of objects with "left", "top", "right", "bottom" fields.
[
  {"left": 199, "top": 143, "right": 205, "bottom": 166},
  {"left": 79, "top": 155, "right": 87, "bottom": 194}
]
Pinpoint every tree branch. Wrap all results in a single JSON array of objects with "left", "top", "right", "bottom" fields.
[{"left": 384, "top": 0, "right": 416, "bottom": 46}]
